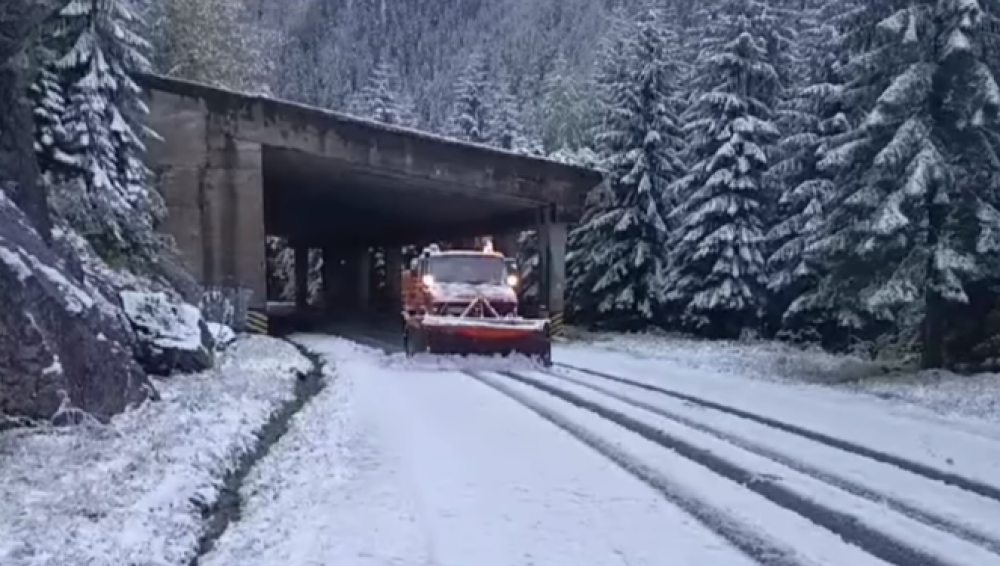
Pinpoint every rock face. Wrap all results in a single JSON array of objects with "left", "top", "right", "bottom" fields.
[
  {"left": 121, "top": 291, "right": 215, "bottom": 376},
  {"left": 0, "top": 189, "right": 153, "bottom": 422}
]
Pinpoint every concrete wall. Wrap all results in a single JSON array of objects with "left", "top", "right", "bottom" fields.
[{"left": 146, "top": 89, "right": 267, "bottom": 307}]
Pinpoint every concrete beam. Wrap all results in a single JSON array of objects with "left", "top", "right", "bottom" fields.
[{"left": 141, "top": 74, "right": 600, "bottom": 220}]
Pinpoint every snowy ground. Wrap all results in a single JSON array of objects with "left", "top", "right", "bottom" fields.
[
  {"left": 564, "top": 331, "right": 1000, "bottom": 423},
  {"left": 0, "top": 335, "right": 311, "bottom": 566},
  {"left": 200, "top": 333, "right": 1000, "bottom": 566}
]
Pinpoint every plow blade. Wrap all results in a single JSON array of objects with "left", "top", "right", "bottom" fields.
[{"left": 414, "top": 317, "right": 551, "bottom": 363}]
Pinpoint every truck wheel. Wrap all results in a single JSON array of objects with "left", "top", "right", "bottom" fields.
[{"left": 541, "top": 348, "right": 553, "bottom": 367}]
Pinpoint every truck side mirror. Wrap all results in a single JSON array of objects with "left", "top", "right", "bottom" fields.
[{"left": 409, "top": 258, "right": 419, "bottom": 272}]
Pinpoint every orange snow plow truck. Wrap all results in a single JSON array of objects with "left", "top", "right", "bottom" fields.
[{"left": 401, "top": 243, "right": 551, "bottom": 365}]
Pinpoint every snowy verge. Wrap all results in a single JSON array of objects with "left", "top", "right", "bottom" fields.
[
  {"left": 0, "top": 335, "right": 311, "bottom": 566},
  {"left": 563, "top": 331, "right": 1000, "bottom": 423},
  {"left": 566, "top": 331, "right": 899, "bottom": 384},
  {"left": 842, "top": 370, "right": 1000, "bottom": 424},
  {"left": 200, "top": 333, "right": 428, "bottom": 565}
]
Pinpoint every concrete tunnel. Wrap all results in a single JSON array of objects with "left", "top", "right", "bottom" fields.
[
  {"left": 262, "top": 142, "right": 601, "bottom": 328},
  {"left": 140, "top": 73, "right": 603, "bottom": 334}
]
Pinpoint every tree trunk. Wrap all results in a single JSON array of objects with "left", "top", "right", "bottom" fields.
[{"left": 0, "top": 0, "right": 68, "bottom": 240}]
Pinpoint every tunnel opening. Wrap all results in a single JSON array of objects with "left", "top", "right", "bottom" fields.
[{"left": 259, "top": 145, "right": 560, "bottom": 336}]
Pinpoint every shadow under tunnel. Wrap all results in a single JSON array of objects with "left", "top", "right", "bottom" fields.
[{"left": 267, "top": 304, "right": 402, "bottom": 351}]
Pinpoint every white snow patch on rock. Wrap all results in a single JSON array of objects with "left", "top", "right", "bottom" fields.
[
  {"left": 122, "top": 291, "right": 203, "bottom": 350},
  {"left": 24, "top": 252, "right": 94, "bottom": 313},
  {"left": 0, "top": 335, "right": 311, "bottom": 566},
  {"left": 0, "top": 236, "right": 95, "bottom": 313},
  {"left": 207, "top": 322, "right": 237, "bottom": 350},
  {"left": 0, "top": 244, "right": 31, "bottom": 280}
]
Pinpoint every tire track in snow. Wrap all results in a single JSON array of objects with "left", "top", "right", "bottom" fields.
[
  {"left": 498, "top": 369, "right": 983, "bottom": 566},
  {"left": 460, "top": 369, "right": 810, "bottom": 566},
  {"left": 555, "top": 362, "right": 1000, "bottom": 504},
  {"left": 543, "top": 368, "right": 1000, "bottom": 556}
]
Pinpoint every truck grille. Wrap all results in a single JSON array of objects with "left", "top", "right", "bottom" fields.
[{"left": 432, "top": 301, "right": 517, "bottom": 317}]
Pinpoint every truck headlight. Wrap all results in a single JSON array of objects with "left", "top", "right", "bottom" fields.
[
  {"left": 506, "top": 274, "right": 519, "bottom": 286},
  {"left": 421, "top": 274, "right": 434, "bottom": 285}
]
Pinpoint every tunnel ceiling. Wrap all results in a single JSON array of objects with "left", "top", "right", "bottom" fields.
[{"left": 264, "top": 146, "right": 567, "bottom": 247}]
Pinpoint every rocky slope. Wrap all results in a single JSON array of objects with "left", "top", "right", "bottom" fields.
[{"left": 1, "top": 1, "right": 216, "bottom": 426}]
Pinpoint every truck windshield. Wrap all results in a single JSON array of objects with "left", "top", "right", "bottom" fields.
[{"left": 427, "top": 255, "right": 506, "bottom": 284}]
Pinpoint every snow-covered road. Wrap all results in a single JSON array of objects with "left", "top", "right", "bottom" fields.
[{"left": 202, "top": 334, "right": 1000, "bottom": 566}]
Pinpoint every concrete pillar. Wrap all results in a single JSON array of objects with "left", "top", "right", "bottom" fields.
[
  {"left": 321, "top": 247, "right": 338, "bottom": 313},
  {"left": 385, "top": 246, "right": 402, "bottom": 313},
  {"left": 357, "top": 248, "right": 371, "bottom": 311},
  {"left": 145, "top": 93, "right": 266, "bottom": 308},
  {"left": 294, "top": 245, "right": 309, "bottom": 308},
  {"left": 537, "top": 216, "right": 551, "bottom": 309},
  {"left": 543, "top": 223, "right": 567, "bottom": 317}
]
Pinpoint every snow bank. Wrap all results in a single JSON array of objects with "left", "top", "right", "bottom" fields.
[
  {"left": 845, "top": 370, "right": 1000, "bottom": 424},
  {"left": 569, "top": 332, "right": 897, "bottom": 385},
  {"left": 0, "top": 335, "right": 311, "bottom": 566},
  {"left": 564, "top": 333, "right": 1000, "bottom": 424}
]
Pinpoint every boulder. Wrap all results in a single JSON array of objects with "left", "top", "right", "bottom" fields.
[
  {"left": 0, "top": 188, "right": 153, "bottom": 423},
  {"left": 120, "top": 291, "right": 215, "bottom": 376}
]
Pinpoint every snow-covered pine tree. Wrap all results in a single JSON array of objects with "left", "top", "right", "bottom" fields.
[
  {"left": 565, "top": 179, "right": 616, "bottom": 322},
  {"left": 489, "top": 77, "right": 539, "bottom": 154},
  {"left": 570, "top": 9, "right": 685, "bottom": 330},
  {"left": 266, "top": 236, "right": 294, "bottom": 300},
  {"left": 356, "top": 59, "right": 406, "bottom": 125},
  {"left": 565, "top": 6, "right": 630, "bottom": 324},
  {"left": 30, "top": 65, "right": 73, "bottom": 184},
  {"left": 765, "top": 0, "right": 850, "bottom": 343},
  {"left": 45, "top": 0, "right": 165, "bottom": 264},
  {"left": 446, "top": 51, "right": 491, "bottom": 143},
  {"left": 144, "top": 0, "right": 277, "bottom": 93},
  {"left": 665, "top": 0, "right": 782, "bottom": 338},
  {"left": 539, "top": 52, "right": 590, "bottom": 153},
  {"left": 805, "top": 0, "right": 1000, "bottom": 368}
]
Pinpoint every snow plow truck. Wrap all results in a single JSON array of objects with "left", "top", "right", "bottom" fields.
[{"left": 401, "top": 242, "right": 552, "bottom": 365}]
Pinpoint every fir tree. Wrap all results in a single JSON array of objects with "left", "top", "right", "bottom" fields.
[
  {"left": 489, "top": 78, "right": 539, "bottom": 154},
  {"left": 446, "top": 52, "right": 491, "bottom": 143},
  {"left": 30, "top": 66, "right": 73, "bottom": 183},
  {"left": 571, "top": 10, "right": 685, "bottom": 329},
  {"left": 665, "top": 0, "right": 781, "bottom": 337},
  {"left": 766, "top": 1, "right": 850, "bottom": 341},
  {"left": 356, "top": 59, "right": 407, "bottom": 125},
  {"left": 539, "top": 53, "right": 590, "bottom": 152},
  {"left": 44, "top": 0, "right": 164, "bottom": 263},
  {"left": 806, "top": 0, "right": 1000, "bottom": 367}
]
